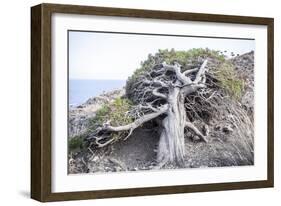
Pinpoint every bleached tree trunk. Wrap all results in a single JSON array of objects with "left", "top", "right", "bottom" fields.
[{"left": 157, "top": 87, "right": 186, "bottom": 165}]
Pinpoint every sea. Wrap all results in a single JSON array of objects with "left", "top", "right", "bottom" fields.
[{"left": 69, "top": 79, "right": 126, "bottom": 106}]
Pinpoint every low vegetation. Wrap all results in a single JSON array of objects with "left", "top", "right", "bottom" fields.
[
  {"left": 87, "top": 97, "right": 133, "bottom": 142},
  {"left": 89, "top": 97, "right": 133, "bottom": 127},
  {"left": 214, "top": 62, "right": 244, "bottom": 100},
  {"left": 69, "top": 135, "right": 84, "bottom": 151}
]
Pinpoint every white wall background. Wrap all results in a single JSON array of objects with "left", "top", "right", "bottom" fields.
[{"left": 0, "top": 0, "right": 279, "bottom": 205}]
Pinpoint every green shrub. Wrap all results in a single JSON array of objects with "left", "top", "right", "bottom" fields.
[
  {"left": 110, "top": 98, "right": 134, "bottom": 126},
  {"left": 87, "top": 97, "right": 134, "bottom": 141},
  {"left": 69, "top": 136, "right": 84, "bottom": 151},
  {"left": 89, "top": 97, "right": 133, "bottom": 127},
  {"left": 215, "top": 62, "right": 244, "bottom": 100}
]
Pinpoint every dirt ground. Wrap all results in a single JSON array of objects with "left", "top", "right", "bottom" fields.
[{"left": 69, "top": 123, "right": 253, "bottom": 174}]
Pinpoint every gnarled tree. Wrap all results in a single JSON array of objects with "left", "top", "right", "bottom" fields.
[
  {"left": 85, "top": 49, "right": 252, "bottom": 167},
  {"left": 87, "top": 63, "right": 212, "bottom": 165}
]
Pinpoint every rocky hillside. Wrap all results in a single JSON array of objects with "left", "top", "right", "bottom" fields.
[
  {"left": 231, "top": 51, "right": 254, "bottom": 115},
  {"left": 68, "top": 51, "right": 255, "bottom": 174},
  {"left": 69, "top": 89, "right": 125, "bottom": 139}
]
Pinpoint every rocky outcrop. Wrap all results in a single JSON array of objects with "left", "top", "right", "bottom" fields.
[{"left": 68, "top": 89, "right": 125, "bottom": 139}]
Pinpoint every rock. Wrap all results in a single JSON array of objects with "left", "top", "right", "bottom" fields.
[
  {"left": 214, "top": 124, "right": 233, "bottom": 134},
  {"left": 92, "top": 156, "right": 99, "bottom": 162},
  {"left": 202, "top": 124, "right": 209, "bottom": 136},
  {"left": 214, "top": 125, "right": 221, "bottom": 131},
  {"left": 222, "top": 125, "right": 233, "bottom": 134},
  {"left": 192, "top": 135, "right": 200, "bottom": 141},
  {"left": 69, "top": 158, "right": 75, "bottom": 165},
  {"left": 148, "top": 165, "right": 154, "bottom": 169}
]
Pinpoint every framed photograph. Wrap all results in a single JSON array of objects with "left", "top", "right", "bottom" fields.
[{"left": 31, "top": 3, "right": 274, "bottom": 202}]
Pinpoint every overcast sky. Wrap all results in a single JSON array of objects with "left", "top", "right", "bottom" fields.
[{"left": 69, "top": 31, "right": 254, "bottom": 80}]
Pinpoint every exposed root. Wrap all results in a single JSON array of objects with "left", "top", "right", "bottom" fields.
[{"left": 185, "top": 121, "right": 208, "bottom": 142}]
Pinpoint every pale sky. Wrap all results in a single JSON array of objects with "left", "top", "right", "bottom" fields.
[{"left": 69, "top": 31, "right": 254, "bottom": 80}]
